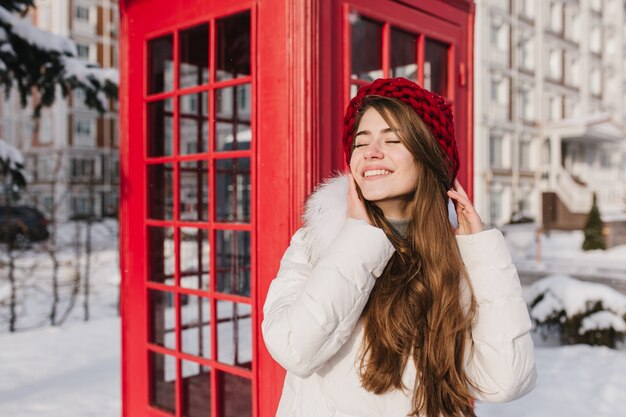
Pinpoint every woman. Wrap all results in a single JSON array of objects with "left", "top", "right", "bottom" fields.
[{"left": 262, "top": 78, "right": 536, "bottom": 417}]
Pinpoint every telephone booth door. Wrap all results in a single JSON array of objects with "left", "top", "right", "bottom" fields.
[{"left": 120, "top": 2, "right": 259, "bottom": 417}]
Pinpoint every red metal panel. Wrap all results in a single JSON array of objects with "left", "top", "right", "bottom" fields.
[{"left": 254, "top": 0, "right": 290, "bottom": 414}]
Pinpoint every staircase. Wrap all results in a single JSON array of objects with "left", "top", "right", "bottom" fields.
[
  {"left": 554, "top": 167, "right": 593, "bottom": 214},
  {"left": 543, "top": 167, "right": 626, "bottom": 238}
]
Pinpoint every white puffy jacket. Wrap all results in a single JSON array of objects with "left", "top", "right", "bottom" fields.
[{"left": 262, "top": 175, "right": 537, "bottom": 417}]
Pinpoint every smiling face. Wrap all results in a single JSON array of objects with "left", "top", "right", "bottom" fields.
[{"left": 349, "top": 107, "right": 419, "bottom": 219}]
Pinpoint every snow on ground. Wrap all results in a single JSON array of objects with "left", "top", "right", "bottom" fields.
[
  {"left": 1, "top": 222, "right": 626, "bottom": 416},
  {"left": 2, "top": 319, "right": 625, "bottom": 417},
  {"left": 501, "top": 224, "right": 626, "bottom": 293},
  {"left": 477, "top": 342, "right": 626, "bottom": 417},
  {"left": 502, "top": 223, "right": 626, "bottom": 267},
  {"left": 0, "top": 317, "right": 120, "bottom": 417}
]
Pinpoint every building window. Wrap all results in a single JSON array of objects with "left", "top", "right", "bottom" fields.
[
  {"left": 180, "top": 93, "right": 198, "bottom": 114},
  {"left": 515, "top": 195, "right": 532, "bottom": 221},
  {"left": 491, "top": 75, "right": 509, "bottom": 104},
  {"left": 76, "top": 120, "right": 91, "bottom": 136},
  {"left": 518, "top": 35, "right": 534, "bottom": 71},
  {"left": 564, "top": 96, "right": 580, "bottom": 118},
  {"left": 71, "top": 158, "right": 95, "bottom": 178},
  {"left": 490, "top": 20, "right": 509, "bottom": 52},
  {"left": 237, "top": 85, "right": 250, "bottom": 114},
  {"left": 490, "top": 79, "right": 498, "bottom": 102},
  {"left": 590, "top": 24, "right": 601, "bottom": 53},
  {"left": 76, "top": 43, "right": 90, "bottom": 59},
  {"left": 38, "top": 113, "right": 53, "bottom": 144},
  {"left": 43, "top": 196, "right": 53, "bottom": 216},
  {"left": 549, "top": 1, "right": 563, "bottom": 33},
  {"left": 489, "top": 189, "right": 503, "bottom": 226},
  {"left": 600, "top": 150, "right": 610, "bottom": 168},
  {"left": 548, "top": 48, "right": 563, "bottom": 81},
  {"left": 491, "top": 75, "right": 510, "bottom": 120},
  {"left": 606, "top": 31, "right": 617, "bottom": 55},
  {"left": 112, "top": 154, "right": 119, "bottom": 181},
  {"left": 38, "top": 157, "right": 54, "bottom": 179},
  {"left": 565, "top": 53, "right": 580, "bottom": 87},
  {"left": 591, "top": 66, "right": 602, "bottom": 96},
  {"left": 548, "top": 95, "right": 562, "bottom": 120},
  {"left": 563, "top": 4, "right": 580, "bottom": 42},
  {"left": 73, "top": 88, "right": 87, "bottom": 108},
  {"left": 74, "top": 118, "right": 93, "bottom": 147},
  {"left": 75, "top": 5, "right": 89, "bottom": 21},
  {"left": 102, "top": 191, "right": 119, "bottom": 216},
  {"left": 590, "top": 0, "right": 602, "bottom": 12},
  {"left": 21, "top": 119, "right": 34, "bottom": 140},
  {"left": 570, "top": 11, "right": 580, "bottom": 42},
  {"left": 112, "top": 119, "right": 119, "bottom": 147},
  {"left": 71, "top": 195, "right": 93, "bottom": 218},
  {"left": 519, "top": 87, "right": 534, "bottom": 121},
  {"left": 518, "top": 0, "right": 534, "bottom": 18},
  {"left": 519, "top": 140, "right": 532, "bottom": 170},
  {"left": 489, "top": 134, "right": 504, "bottom": 168}
]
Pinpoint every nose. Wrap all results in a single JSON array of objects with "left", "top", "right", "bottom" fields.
[{"left": 363, "top": 142, "right": 383, "bottom": 159}]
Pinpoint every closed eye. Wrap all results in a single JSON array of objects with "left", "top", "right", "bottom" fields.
[{"left": 355, "top": 140, "right": 399, "bottom": 148}]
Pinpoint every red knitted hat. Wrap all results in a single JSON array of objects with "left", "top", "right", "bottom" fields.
[{"left": 342, "top": 77, "right": 459, "bottom": 181}]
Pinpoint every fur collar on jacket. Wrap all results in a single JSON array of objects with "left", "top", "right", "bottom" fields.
[
  {"left": 302, "top": 174, "right": 350, "bottom": 264},
  {"left": 301, "top": 174, "right": 458, "bottom": 264}
]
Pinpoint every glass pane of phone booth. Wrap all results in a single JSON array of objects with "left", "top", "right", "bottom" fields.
[
  {"left": 145, "top": 10, "right": 253, "bottom": 417},
  {"left": 348, "top": 10, "right": 452, "bottom": 104}
]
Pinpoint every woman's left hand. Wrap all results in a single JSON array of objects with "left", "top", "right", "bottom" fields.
[{"left": 447, "top": 179, "right": 483, "bottom": 235}]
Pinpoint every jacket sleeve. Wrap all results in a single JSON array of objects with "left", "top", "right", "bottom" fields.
[
  {"left": 262, "top": 218, "right": 395, "bottom": 378},
  {"left": 457, "top": 229, "right": 538, "bottom": 403}
]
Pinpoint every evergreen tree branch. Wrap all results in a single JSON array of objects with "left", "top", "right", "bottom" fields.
[{"left": 0, "top": 4, "right": 118, "bottom": 117}]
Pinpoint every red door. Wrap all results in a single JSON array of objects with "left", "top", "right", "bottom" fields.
[{"left": 120, "top": 2, "right": 258, "bottom": 417}]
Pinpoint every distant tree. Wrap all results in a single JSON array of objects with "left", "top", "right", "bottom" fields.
[
  {"left": 0, "top": 139, "right": 26, "bottom": 206},
  {"left": 0, "top": 138, "right": 26, "bottom": 332},
  {"left": 582, "top": 193, "right": 605, "bottom": 251},
  {"left": 0, "top": 1, "right": 117, "bottom": 116}
]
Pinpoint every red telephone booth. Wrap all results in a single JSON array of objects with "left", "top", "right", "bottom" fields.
[{"left": 118, "top": 1, "right": 474, "bottom": 416}]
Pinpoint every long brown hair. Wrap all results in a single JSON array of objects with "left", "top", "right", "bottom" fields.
[{"left": 353, "top": 96, "right": 478, "bottom": 417}]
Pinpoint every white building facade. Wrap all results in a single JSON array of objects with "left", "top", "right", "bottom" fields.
[
  {"left": 0, "top": 0, "right": 119, "bottom": 222},
  {"left": 474, "top": 0, "right": 626, "bottom": 235}
]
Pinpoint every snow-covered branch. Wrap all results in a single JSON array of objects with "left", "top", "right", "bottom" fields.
[{"left": 0, "top": 4, "right": 118, "bottom": 116}]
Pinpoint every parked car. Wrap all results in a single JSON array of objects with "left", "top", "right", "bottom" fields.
[{"left": 0, "top": 205, "right": 50, "bottom": 243}]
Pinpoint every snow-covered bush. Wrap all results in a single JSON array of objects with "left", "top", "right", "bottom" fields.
[{"left": 524, "top": 274, "right": 626, "bottom": 348}]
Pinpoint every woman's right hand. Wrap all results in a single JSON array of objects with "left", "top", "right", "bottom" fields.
[{"left": 347, "top": 173, "right": 371, "bottom": 224}]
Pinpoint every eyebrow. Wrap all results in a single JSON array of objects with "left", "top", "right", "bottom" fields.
[{"left": 354, "top": 127, "right": 396, "bottom": 137}]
